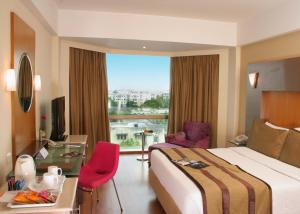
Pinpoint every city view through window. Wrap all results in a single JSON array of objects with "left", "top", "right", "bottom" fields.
[{"left": 107, "top": 54, "right": 170, "bottom": 151}]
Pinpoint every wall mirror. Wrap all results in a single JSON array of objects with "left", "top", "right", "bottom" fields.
[{"left": 17, "top": 53, "right": 33, "bottom": 112}]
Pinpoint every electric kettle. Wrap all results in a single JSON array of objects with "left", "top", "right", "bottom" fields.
[{"left": 15, "top": 154, "right": 36, "bottom": 185}]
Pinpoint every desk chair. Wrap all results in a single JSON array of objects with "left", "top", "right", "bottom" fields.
[{"left": 78, "top": 141, "right": 122, "bottom": 213}]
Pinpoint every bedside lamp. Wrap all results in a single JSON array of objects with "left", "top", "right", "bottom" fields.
[
  {"left": 34, "top": 75, "right": 41, "bottom": 91},
  {"left": 5, "top": 69, "right": 16, "bottom": 91},
  {"left": 249, "top": 72, "right": 259, "bottom": 88}
]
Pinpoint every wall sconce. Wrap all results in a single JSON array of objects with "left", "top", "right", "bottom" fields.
[
  {"left": 5, "top": 69, "right": 16, "bottom": 91},
  {"left": 34, "top": 75, "right": 41, "bottom": 91},
  {"left": 249, "top": 72, "right": 259, "bottom": 88}
]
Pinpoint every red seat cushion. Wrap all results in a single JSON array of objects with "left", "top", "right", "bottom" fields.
[
  {"left": 79, "top": 165, "right": 114, "bottom": 189},
  {"left": 78, "top": 142, "right": 120, "bottom": 189}
]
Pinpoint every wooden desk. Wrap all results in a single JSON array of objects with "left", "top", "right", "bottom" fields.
[
  {"left": 7, "top": 143, "right": 86, "bottom": 179},
  {"left": 57, "top": 135, "right": 88, "bottom": 146},
  {"left": 0, "top": 178, "right": 78, "bottom": 214},
  {"left": 35, "top": 145, "right": 85, "bottom": 177},
  {"left": 56, "top": 135, "right": 88, "bottom": 158}
]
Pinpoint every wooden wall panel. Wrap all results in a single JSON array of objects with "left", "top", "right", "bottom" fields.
[
  {"left": 261, "top": 91, "right": 300, "bottom": 128},
  {"left": 11, "top": 13, "right": 36, "bottom": 166},
  {"left": 246, "top": 57, "right": 300, "bottom": 133}
]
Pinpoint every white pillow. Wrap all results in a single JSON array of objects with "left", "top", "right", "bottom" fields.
[
  {"left": 294, "top": 127, "right": 300, "bottom": 132},
  {"left": 265, "top": 121, "right": 289, "bottom": 131}
]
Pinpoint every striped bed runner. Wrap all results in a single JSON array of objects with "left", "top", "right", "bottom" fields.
[{"left": 159, "top": 148, "right": 272, "bottom": 214}]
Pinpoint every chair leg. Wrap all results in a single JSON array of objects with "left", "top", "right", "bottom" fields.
[
  {"left": 96, "top": 187, "right": 99, "bottom": 203},
  {"left": 90, "top": 191, "right": 93, "bottom": 214},
  {"left": 112, "top": 178, "right": 123, "bottom": 213}
]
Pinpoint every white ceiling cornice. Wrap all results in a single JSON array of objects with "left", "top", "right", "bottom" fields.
[
  {"left": 23, "top": 0, "right": 58, "bottom": 34},
  {"left": 25, "top": 0, "right": 300, "bottom": 48},
  {"left": 58, "top": 10, "right": 237, "bottom": 47}
]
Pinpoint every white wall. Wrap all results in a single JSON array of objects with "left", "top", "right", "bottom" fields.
[
  {"left": 238, "top": 0, "right": 300, "bottom": 45},
  {"left": 59, "top": 39, "right": 233, "bottom": 147},
  {"left": 226, "top": 47, "right": 241, "bottom": 138},
  {"left": 0, "top": 0, "right": 55, "bottom": 185},
  {"left": 58, "top": 10, "right": 237, "bottom": 46}
]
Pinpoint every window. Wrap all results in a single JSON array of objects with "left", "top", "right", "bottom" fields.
[{"left": 107, "top": 54, "right": 170, "bottom": 151}]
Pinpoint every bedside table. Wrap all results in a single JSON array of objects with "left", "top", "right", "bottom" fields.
[{"left": 225, "top": 141, "right": 247, "bottom": 148}]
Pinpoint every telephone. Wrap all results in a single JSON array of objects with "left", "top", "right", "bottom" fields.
[{"left": 230, "top": 135, "right": 248, "bottom": 145}]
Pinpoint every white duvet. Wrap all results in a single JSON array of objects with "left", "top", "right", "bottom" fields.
[{"left": 151, "top": 147, "right": 300, "bottom": 214}]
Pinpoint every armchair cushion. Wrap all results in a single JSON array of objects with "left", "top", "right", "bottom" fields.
[
  {"left": 184, "top": 121, "right": 210, "bottom": 142},
  {"left": 165, "top": 131, "right": 186, "bottom": 145},
  {"left": 192, "top": 136, "right": 210, "bottom": 149},
  {"left": 171, "top": 139, "right": 192, "bottom": 147}
]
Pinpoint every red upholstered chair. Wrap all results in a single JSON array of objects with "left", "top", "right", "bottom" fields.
[
  {"left": 79, "top": 141, "right": 123, "bottom": 213},
  {"left": 148, "top": 121, "right": 211, "bottom": 162}
]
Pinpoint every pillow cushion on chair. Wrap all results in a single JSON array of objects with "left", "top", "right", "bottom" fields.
[
  {"left": 247, "top": 119, "right": 288, "bottom": 159},
  {"left": 165, "top": 131, "right": 186, "bottom": 144},
  {"left": 184, "top": 121, "right": 210, "bottom": 141}
]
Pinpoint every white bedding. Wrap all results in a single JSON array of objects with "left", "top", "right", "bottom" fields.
[{"left": 151, "top": 147, "right": 300, "bottom": 214}]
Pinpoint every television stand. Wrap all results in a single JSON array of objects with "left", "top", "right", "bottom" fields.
[
  {"left": 60, "top": 134, "right": 68, "bottom": 141},
  {"left": 51, "top": 134, "right": 68, "bottom": 142}
]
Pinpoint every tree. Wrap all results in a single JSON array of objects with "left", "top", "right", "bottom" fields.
[
  {"left": 126, "top": 100, "right": 138, "bottom": 108},
  {"left": 120, "top": 138, "right": 140, "bottom": 147},
  {"left": 110, "top": 99, "right": 118, "bottom": 107},
  {"left": 143, "top": 98, "right": 162, "bottom": 108}
]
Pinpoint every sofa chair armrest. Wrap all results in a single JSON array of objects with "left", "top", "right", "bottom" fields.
[
  {"left": 193, "top": 136, "right": 210, "bottom": 149},
  {"left": 165, "top": 131, "right": 186, "bottom": 144}
]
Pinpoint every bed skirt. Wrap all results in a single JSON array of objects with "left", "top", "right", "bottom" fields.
[{"left": 149, "top": 168, "right": 182, "bottom": 214}]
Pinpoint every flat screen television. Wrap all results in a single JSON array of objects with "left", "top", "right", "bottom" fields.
[{"left": 50, "top": 96, "right": 66, "bottom": 141}]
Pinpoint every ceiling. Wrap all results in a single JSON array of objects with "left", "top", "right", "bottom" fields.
[
  {"left": 63, "top": 37, "right": 226, "bottom": 52},
  {"left": 55, "top": 0, "right": 288, "bottom": 22}
]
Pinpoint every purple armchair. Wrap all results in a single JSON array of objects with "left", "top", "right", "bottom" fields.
[{"left": 148, "top": 121, "right": 211, "bottom": 162}]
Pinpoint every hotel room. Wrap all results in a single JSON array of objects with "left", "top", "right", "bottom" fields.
[{"left": 1, "top": 0, "right": 300, "bottom": 213}]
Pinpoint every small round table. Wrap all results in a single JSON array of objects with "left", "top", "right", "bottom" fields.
[{"left": 137, "top": 130, "right": 153, "bottom": 161}]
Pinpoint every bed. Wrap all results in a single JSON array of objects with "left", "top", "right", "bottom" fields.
[
  {"left": 150, "top": 91, "right": 300, "bottom": 214},
  {"left": 150, "top": 147, "right": 300, "bottom": 214}
]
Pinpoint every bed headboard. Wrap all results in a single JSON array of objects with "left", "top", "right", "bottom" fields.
[{"left": 261, "top": 91, "right": 300, "bottom": 128}]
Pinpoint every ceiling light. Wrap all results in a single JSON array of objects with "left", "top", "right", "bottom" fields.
[{"left": 142, "top": 46, "right": 146, "bottom": 49}]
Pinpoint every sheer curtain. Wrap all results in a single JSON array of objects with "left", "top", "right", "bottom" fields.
[
  {"left": 168, "top": 55, "right": 219, "bottom": 148},
  {"left": 69, "top": 47, "right": 110, "bottom": 156}
]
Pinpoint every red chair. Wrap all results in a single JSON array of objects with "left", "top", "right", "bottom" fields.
[{"left": 79, "top": 141, "right": 123, "bottom": 213}]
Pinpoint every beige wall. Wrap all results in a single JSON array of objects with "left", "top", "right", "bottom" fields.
[
  {"left": 0, "top": 0, "right": 56, "bottom": 185},
  {"left": 239, "top": 30, "right": 300, "bottom": 133},
  {"left": 58, "top": 40, "right": 236, "bottom": 148}
]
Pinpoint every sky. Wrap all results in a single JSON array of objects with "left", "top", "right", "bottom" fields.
[{"left": 106, "top": 53, "right": 170, "bottom": 91}]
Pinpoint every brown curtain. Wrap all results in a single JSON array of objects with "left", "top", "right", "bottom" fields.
[
  {"left": 168, "top": 55, "right": 219, "bottom": 148},
  {"left": 69, "top": 47, "right": 110, "bottom": 156}
]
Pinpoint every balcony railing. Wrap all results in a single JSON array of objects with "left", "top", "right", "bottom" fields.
[{"left": 109, "top": 114, "right": 168, "bottom": 151}]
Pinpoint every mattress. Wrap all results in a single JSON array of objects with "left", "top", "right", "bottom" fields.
[{"left": 151, "top": 147, "right": 300, "bottom": 214}]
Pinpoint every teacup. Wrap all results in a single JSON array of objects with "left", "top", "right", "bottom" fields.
[
  {"left": 48, "top": 166, "right": 62, "bottom": 176},
  {"left": 43, "top": 172, "right": 58, "bottom": 189}
]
